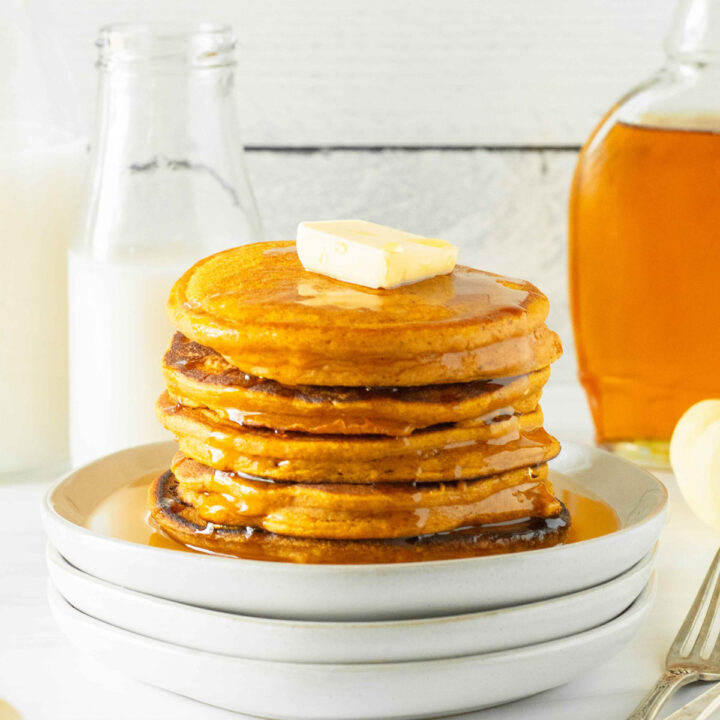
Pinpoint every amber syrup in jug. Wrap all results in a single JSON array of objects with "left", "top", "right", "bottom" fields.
[
  {"left": 570, "top": 119, "right": 720, "bottom": 464},
  {"left": 569, "top": 0, "right": 720, "bottom": 466}
]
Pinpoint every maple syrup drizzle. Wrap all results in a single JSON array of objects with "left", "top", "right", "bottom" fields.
[
  {"left": 86, "top": 471, "right": 620, "bottom": 557},
  {"left": 192, "top": 247, "right": 532, "bottom": 322}
]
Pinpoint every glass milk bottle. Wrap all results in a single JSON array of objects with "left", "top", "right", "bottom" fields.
[
  {"left": 69, "top": 24, "right": 263, "bottom": 466},
  {"left": 0, "top": 1, "right": 86, "bottom": 478},
  {"left": 569, "top": 0, "right": 720, "bottom": 467}
]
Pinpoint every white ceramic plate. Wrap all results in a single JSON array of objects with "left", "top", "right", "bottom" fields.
[
  {"left": 49, "top": 577, "right": 656, "bottom": 720},
  {"left": 47, "top": 543, "right": 656, "bottom": 663},
  {"left": 42, "top": 440, "right": 667, "bottom": 621}
]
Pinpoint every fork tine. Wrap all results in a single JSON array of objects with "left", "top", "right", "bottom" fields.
[
  {"left": 669, "top": 548, "right": 720, "bottom": 659},
  {"left": 710, "top": 633, "right": 720, "bottom": 663},
  {"left": 692, "top": 560, "right": 720, "bottom": 658},
  {"left": 707, "top": 574, "right": 720, "bottom": 662}
]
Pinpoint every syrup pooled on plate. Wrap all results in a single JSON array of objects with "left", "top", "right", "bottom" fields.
[
  {"left": 87, "top": 472, "right": 199, "bottom": 554},
  {"left": 556, "top": 482, "right": 620, "bottom": 543},
  {"left": 86, "top": 471, "right": 620, "bottom": 558}
]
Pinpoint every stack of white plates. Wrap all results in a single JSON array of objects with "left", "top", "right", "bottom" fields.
[{"left": 43, "top": 441, "right": 667, "bottom": 720}]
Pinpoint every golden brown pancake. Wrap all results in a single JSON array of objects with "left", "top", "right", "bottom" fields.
[
  {"left": 163, "top": 333, "right": 548, "bottom": 435},
  {"left": 168, "top": 241, "right": 562, "bottom": 386},
  {"left": 154, "top": 240, "right": 566, "bottom": 562},
  {"left": 172, "top": 453, "right": 561, "bottom": 539},
  {"left": 156, "top": 392, "right": 561, "bottom": 482},
  {"left": 149, "top": 471, "right": 571, "bottom": 564}
]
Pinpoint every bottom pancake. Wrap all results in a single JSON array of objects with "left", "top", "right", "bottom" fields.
[
  {"left": 149, "top": 471, "right": 571, "bottom": 564},
  {"left": 172, "top": 453, "right": 562, "bottom": 539}
]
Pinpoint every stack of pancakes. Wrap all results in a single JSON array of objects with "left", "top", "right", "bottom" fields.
[{"left": 150, "top": 240, "right": 568, "bottom": 563}]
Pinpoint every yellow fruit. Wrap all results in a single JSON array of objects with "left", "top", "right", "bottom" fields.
[
  {"left": 670, "top": 399, "right": 720, "bottom": 530},
  {"left": 688, "top": 418, "right": 720, "bottom": 529}
]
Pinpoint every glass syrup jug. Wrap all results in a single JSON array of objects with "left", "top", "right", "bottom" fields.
[
  {"left": 69, "top": 24, "right": 263, "bottom": 466},
  {"left": 569, "top": 0, "right": 720, "bottom": 467}
]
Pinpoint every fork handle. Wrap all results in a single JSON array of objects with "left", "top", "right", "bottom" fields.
[
  {"left": 665, "top": 681, "right": 720, "bottom": 720},
  {"left": 626, "top": 668, "right": 699, "bottom": 720}
]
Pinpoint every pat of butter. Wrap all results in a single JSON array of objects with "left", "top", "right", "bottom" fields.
[{"left": 296, "top": 219, "right": 458, "bottom": 289}]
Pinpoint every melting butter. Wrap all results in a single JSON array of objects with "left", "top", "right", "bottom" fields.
[{"left": 296, "top": 219, "right": 458, "bottom": 289}]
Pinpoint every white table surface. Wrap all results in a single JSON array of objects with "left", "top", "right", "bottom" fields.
[{"left": 2, "top": 383, "right": 720, "bottom": 720}]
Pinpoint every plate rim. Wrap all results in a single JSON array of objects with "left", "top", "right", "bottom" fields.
[
  {"left": 46, "top": 541, "right": 657, "bottom": 629},
  {"left": 48, "top": 573, "right": 657, "bottom": 670}
]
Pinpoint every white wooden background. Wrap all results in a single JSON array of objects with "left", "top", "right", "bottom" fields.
[{"left": 43, "top": 0, "right": 678, "bottom": 382}]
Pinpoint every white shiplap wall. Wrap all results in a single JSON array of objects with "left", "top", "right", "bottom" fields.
[
  {"left": 49, "top": 0, "right": 675, "bottom": 146},
  {"left": 44, "top": 0, "right": 679, "bottom": 381}
]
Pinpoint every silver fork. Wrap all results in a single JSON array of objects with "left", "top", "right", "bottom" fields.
[
  {"left": 665, "top": 681, "right": 720, "bottom": 720},
  {"left": 628, "top": 548, "right": 720, "bottom": 720}
]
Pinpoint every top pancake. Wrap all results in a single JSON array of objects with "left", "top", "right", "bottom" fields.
[{"left": 168, "top": 241, "right": 560, "bottom": 386}]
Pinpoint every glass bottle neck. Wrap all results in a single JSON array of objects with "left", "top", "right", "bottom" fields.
[
  {"left": 90, "top": 24, "right": 238, "bottom": 164},
  {"left": 665, "top": 0, "right": 720, "bottom": 63},
  {"left": 78, "top": 24, "right": 263, "bottom": 260},
  {"left": 92, "top": 61, "right": 234, "bottom": 165}
]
